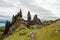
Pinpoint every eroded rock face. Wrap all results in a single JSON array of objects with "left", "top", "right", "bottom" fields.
[
  {"left": 12, "top": 9, "right": 22, "bottom": 24},
  {"left": 12, "top": 15, "right": 16, "bottom": 24},
  {"left": 5, "top": 9, "right": 25, "bottom": 35},
  {"left": 4, "top": 10, "right": 42, "bottom": 35},
  {"left": 27, "top": 11, "right": 31, "bottom": 21},
  {"left": 17, "top": 9, "right": 22, "bottom": 18},
  {"left": 27, "top": 11, "right": 31, "bottom": 27},
  {"left": 9, "top": 17, "right": 26, "bottom": 35},
  {"left": 4, "top": 21, "right": 10, "bottom": 34},
  {"left": 33, "top": 14, "right": 42, "bottom": 25}
]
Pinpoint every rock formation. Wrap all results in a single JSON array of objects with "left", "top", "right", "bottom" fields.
[
  {"left": 4, "top": 9, "right": 23, "bottom": 34},
  {"left": 12, "top": 15, "right": 16, "bottom": 24},
  {"left": 9, "top": 17, "right": 25, "bottom": 35},
  {"left": 4, "top": 9, "right": 42, "bottom": 35},
  {"left": 33, "top": 14, "right": 42, "bottom": 25},
  {"left": 11, "top": 9, "right": 22, "bottom": 24},
  {"left": 17, "top": 9, "right": 22, "bottom": 18},
  {"left": 27, "top": 11, "right": 31, "bottom": 21},
  {"left": 27, "top": 11, "right": 31, "bottom": 27},
  {"left": 4, "top": 21, "right": 10, "bottom": 34}
]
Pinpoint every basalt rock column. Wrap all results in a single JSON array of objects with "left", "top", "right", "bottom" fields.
[
  {"left": 17, "top": 9, "right": 22, "bottom": 18},
  {"left": 27, "top": 11, "right": 31, "bottom": 27},
  {"left": 12, "top": 15, "right": 16, "bottom": 24},
  {"left": 4, "top": 21, "right": 10, "bottom": 34}
]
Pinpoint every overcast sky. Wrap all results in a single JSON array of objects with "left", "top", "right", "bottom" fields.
[{"left": 0, "top": 0, "right": 60, "bottom": 20}]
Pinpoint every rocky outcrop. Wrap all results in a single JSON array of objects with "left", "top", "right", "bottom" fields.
[
  {"left": 4, "top": 9, "right": 42, "bottom": 35},
  {"left": 27, "top": 11, "right": 31, "bottom": 21},
  {"left": 4, "top": 21, "right": 10, "bottom": 34},
  {"left": 17, "top": 9, "right": 22, "bottom": 18},
  {"left": 12, "top": 15, "right": 16, "bottom": 24},
  {"left": 8, "top": 17, "right": 25, "bottom": 35},
  {"left": 14, "top": 9, "right": 22, "bottom": 19},
  {"left": 4, "top": 9, "right": 23, "bottom": 35},
  {"left": 27, "top": 11, "right": 31, "bottom": 27},
  {"left": 33, "top": 14, "right": 42, "bottom": 25},
  {"left": 11, "top": 9, "right": 22, "bottom": 25}
]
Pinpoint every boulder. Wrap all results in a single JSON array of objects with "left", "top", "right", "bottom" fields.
[{"left": 55, "top": 27, "right": 60, "bottom": 33}]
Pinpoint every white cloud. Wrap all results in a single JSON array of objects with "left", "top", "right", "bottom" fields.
[
  {"left": 34, "top": 0, "right": 60, "bottom": 17},
  {"left": 0, "top": 0, "right": 60, "bottom": 20}
]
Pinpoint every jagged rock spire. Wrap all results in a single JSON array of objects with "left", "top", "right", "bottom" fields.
[
  {"left": 4, "top": 21, "right": 10, "bottom": 34},
  {"left": 18, "top": 9, "right": 22, "bottom": 18},
  {"left": 19, "top": 9, "right": 22, "bottom": 17},
  {"left": 33, "top": 14, "right": 37, "bottom": 20},
  {"left": 12, "top": 15, "right": 16, "bottom": 24},
  {"left": 27, "top": 11, "right": 31, "bottom": 21},
  {"left": 17, "top": 9, "right": 22, "bottom": 18},
  {"left": 33, "top": 14, "right": 42, "bottom": 25},
  {"left": 27, "top": 11, "right": 31, "bottom": 27}
]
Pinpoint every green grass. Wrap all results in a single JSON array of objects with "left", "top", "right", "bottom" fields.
[
  {"left": 4, "top": 30, "right": 29, "bottom": 40},
  {"left": 36, "top": 21, "right": 60, "bottom": 40},
  {"left": 4, "top": 21, "right": 60, "bottom": 40},
  {"left": 4, "top": 24, "right": 30, "bottom": 40},
  {"left": 0, "top": 26, "right": 5, "bottom": 32}
]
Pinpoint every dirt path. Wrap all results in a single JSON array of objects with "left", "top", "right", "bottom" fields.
[{"left": 28, "top": 31, "right": 36, "bottom": 40}]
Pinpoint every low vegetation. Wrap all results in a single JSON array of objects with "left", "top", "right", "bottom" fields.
[{"left": 3, "top": 20, "right": 60, "bottom": 40}]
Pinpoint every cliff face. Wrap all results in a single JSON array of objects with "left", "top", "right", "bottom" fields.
[
  {"left": 4, "top": 21, "right": 10, "bottom": 34},
  {"left": 4, "top": 9, "right": 42, "bottom": 35},
  {"left": 8, "top": 17, "right": 25, "bottom": 35}
]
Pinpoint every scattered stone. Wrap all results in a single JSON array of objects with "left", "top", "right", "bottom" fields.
[
  {"left": 19, "top": 30, "right": 27, "bottom": 36},
  {"left": 28, "top": 31, "right": 36, "bottom": 40},
  {"left": 55, "top": 27, "right": 60, "bottom": 33}
]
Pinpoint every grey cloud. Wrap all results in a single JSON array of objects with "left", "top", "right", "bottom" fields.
[
  {"left": 0, "top": 0, "right": 58, "bottom": 20},
  {"left": 0, "top": 14, "right": 11, "bottom": 18},
  {"left": 20, "top": 0, "right": 54, "bottom": 15},
  {"left": 20, "top": 0, "right": 58, "bottom": 19},
  {"left": 0, "top": 0, "right": 16, "bottom": 8},
  {"left": 0, "top": 11, "right": 11, "bottom": 17}
]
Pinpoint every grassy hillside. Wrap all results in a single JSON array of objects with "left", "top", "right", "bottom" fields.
[
  {"left": 0, "top": 26, "right": 4, "bottom": 38},
  {"left": 0, "top": 26, "right": 5, "bottom": 32},
  {"left": 36, "top": 21, "right": 60, "bottom": 40},
  {"left": 4, "top": 21, "right": 60, "bottom": 40}
]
